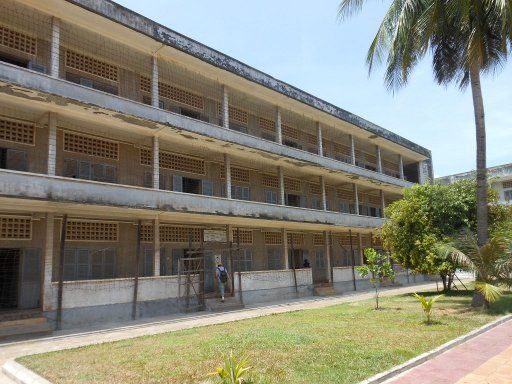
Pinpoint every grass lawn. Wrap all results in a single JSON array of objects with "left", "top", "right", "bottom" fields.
[{"left": 19, "top": 289, "right": 512, "bottom": 384}]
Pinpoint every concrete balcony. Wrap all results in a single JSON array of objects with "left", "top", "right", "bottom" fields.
[
  {"left": 0, "top": 62, "right": 414, "bottom": 191},
  {"left": 0, "top": 169, "right": 384, "bottom": 229}
]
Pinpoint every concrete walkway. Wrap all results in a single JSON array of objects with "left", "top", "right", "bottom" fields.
[{"left": 387, "top": 320, "right": 512, "bottom": 384}]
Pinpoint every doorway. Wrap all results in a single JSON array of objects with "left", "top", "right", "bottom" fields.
[
  {"left": 288, "top": 249, "right": 306, "bottom": 269},
  {"left": 0, "top": 249, "right": 20, "bottom": 309}
]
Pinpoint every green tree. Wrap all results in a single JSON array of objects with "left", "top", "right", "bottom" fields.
[
  {"left": 356, "top": 248, "right": 395, "bottom": 309},
  {"left": 338, "top": 0, "right": 512, "bottom": 248},
  {"left": 381, "top": 180, "right": 481, "bottom": 290}
]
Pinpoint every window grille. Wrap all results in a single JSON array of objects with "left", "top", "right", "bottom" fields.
[
  {"left": 284, "top": 177, "right": 301, "bottom": 192},
  {"left": 0, "top": 216, "right": 31, "bottom": 240},
  {"left": 232, "top": 229, "right": 253, "bottom": 245},
  {"left": 0, "top": 25, "right": 36, "bottom": 55},
  {"left": 337, "top": 188, "right": 354, "bottom": 200},
  {"left": 306, "top": 133, "right": 317, "bottom": 146},
  {"left": 264, "top": 231, "right": 282, "bottom": 245},
  {"left": 66, "top": 220, "right": 118, "bottom": 241},
  {"left": 259, "top": 117, "right": 275, "bottom": 132},
  {"left": 140, "top": 148, "right": 205, "bottom": 174},
  {"left": 309, "top": 183, "right": 322, "bottom": 195},
  {"left": 282, "top": 124, "right": 300, "bottom": 140},
  {"left": 64, "top": 132, "right": 119, "bottom": 160},
  {"left": 141, "top": 76, "right": 204, "bottom": 110},
  {"left": 267, "top": 248, "right": 282, "bottom": 270},
  {"left": 65, "top": 50, "right": 118, "bottom": 82},
  {"left": 160, "top": 226, "right": 201, "bottom": 243},
  {"left": 503, "top": 181, "right": 512, "bottom": 189},
  {"left": 313, "top": 233, "right": 325, "bottom": 246},
  {"left": 262, "top": 174, "right": 279, "bottom": 189},
  {"left": 287, "top": 233, "right": 304, "bottom": 246},
  {"left": 220, "top": 165, "right": 250, "bottom": 183},
  {"left": 140, "top": 224, "right": 154, "bottom": 242},
  {"left": 338, "top": 233, "right": 359, "bottom": 246},
  {"left": 0, "top": 117, "right": 35, "bottom": 145}
]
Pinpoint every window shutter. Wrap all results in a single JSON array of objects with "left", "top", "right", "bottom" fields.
[
  {"left": 76, "top": 249, "right": 90, "bottom": 280},
  {"left": 105, "top": 165, "right": 117, "bottom": 183},
  {"left": 243, "top": 187, "right": 250, "bottom": 201},
  {"left": 172, "top": 248, "right": 184, "bottom": 275},
  {"left": 91, "top": 163, "right": 105, "bottom": 181},
  {"left": 78, "top": 161, "right": 91, "bottom": 180},
  {"left": 63, "top": 249, "right": 77, "bottom": 280},
  {"left": 6, "top": 149, "right": 27, "bottom": 171},
  {"left": 143, "top": 171, "right": 153, "bottom": 188},
  {"left": 300, "top": 195, "right": 307, "bottom": 208},
  {"left": 143, "top": 247, "right": 154, "bottom": 277},
  {"left": 159, "top": 173, "right": 166, "bottom": 190},
  {"left": 63, "top": 158, "right": 78, "bottom": 178},
  {"left": 103, "top": 248, "right": 116, "bottom": 278},
  {"left": 91, "top": 251, "right": 103, "bottom": 278},
  {"left": 172, "top": 175, "right": 183, "bottom": 192},
  {"left": 202, "top": 180, "right": 214, "bottom": 196}
]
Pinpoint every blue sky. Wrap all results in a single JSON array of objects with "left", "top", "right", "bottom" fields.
[{"left": 117, "top": 0, "right": 511, "bottom": 177}]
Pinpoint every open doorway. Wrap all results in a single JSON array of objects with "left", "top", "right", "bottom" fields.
[{"left": 0, "top": 249, "right": 20, "bottom": 309}]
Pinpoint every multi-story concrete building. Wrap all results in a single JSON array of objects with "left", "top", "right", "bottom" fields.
[
  {"left": 0, "top": 0, "right": 432, "bottom": 330},
  {"left": 437, "top": 163, "right": 512, "bottom": 204}
]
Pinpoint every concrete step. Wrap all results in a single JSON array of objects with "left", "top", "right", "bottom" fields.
[
  {"left": 313, "top": 284, "right": 337, "bottom": 297},
  {"left": 0, "top": 315, "right": 53, "bottom": 340},
  {"left": 205, "top": 297, "right": 244, "bottom": 312}
]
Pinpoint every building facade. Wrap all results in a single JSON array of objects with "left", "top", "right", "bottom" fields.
[
  {"left": 0, "top": 0, "right": 432, "bottom": 328},
  {"left": 437, "top": 164, "right": 512, "bottom": 205}
]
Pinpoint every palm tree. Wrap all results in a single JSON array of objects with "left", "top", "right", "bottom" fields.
[
  {"left": 436, "top": 229, "right": 512, "bottom": 307},
  {"left": 338, "top": 0, "right": 512, "bottom": 248}
]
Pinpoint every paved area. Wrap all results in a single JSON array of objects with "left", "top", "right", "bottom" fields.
[{"left": 387, "top": 320, "right": 512, "bottom": 384}]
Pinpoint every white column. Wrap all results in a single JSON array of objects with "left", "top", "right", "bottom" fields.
[
  {"left": 278, "top": 166, "right": 285, "bottom": 205},
  {"left": 151, "top": 55, "right": 159, "bottom": 108},
  {"left": 276, "top": 107, "right": 282, "bottom": 144},
  {"left": 42, "top": 214, "right": 55, "bottom": 312},
  {"left": 47, "top": 112, "right": 57, "bottom": 176},
  {"left": 350, "top": 135, "right": 356, "bottom": 165},
  {"left": 325, "top": 231, "right": 332, "bottom": 283},
  {"left": 225, "top": 154, "right": 232, "bottom": 199},
  {"left": 153, "top": 218, "right": 160, "bottom": 276},
  {"left": 320, "top": 176, "right": 327, "bottom": 211},
  {"left": 399, "top": 154, "right": 405, "bottom": 179},
  {"left": 50, "top": 17, "right": 60, "bottom": 78},
  {"left": 354, "top": 183, "right": 360, "bottom": 215},
  {"left": 152, "top": 136, "right": 159, "bottom": 189},
  {"left": 358, "top": 233, "right": 364, "bottom": 264},
  {"left": 376, "top": 146, "right": 382, "bottom": 173},
  {"left": 222, "top": 86, "right": 229, "bottom": 129},
  {"left": 282, "top": 228, "right": 289, "bottom": 269},
  {"left": 380, "top": 190, "right": 386, "bottom": 217},
  {"left": 317, "top": 122, "right": 323, "bottom": 156}
]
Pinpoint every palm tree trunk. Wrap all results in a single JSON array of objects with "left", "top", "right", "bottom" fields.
[
  {"left": 469, "top": 67, "right": 488, "bottom": 247},
  {"left": 469, "top": 67, "right": 488, "bottom": 308}
]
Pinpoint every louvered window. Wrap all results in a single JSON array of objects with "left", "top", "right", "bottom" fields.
[
  {"left": 0, "top": 216, "right": 31, "bottom": 240},
  {"left": 0, "top": 118, "right": 35, "bottom": 145},
  {"left": 0, "top": 147, "right": 28, "bottom": 171},
  {"left": 63, "top": 158, "right": 117, "bottom": 183}
]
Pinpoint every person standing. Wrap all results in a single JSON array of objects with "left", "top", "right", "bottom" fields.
[{"left": 216, "top": 262, "right": 229, "bottom": 302}]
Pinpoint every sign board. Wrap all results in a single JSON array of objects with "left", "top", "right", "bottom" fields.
[
  {"left": 203, "top": 229, "right": 227, "bottom": 243},
  {"left": 214, "top": 254, "right": 222, "bottom": 265}
]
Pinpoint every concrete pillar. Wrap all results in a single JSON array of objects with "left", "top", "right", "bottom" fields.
[
  {"left": 47, "top": 113, "right": 57, "bottom": 176},
  {"left": 222, "top": 86, "right": 229, "bottom": 129},
  {"left": 317, "top": 122, "right": 323, "bottom": 156},
  {"left": 276, "top": 107, "right": 282, "bottom": 144},
  {"left": 399, "top": 154, "right": 405, "bottom": 179},
  {"left": 50, "top": 17, "right": 60, "bottom": 78},
  {"left": 42, "top": 213, "right": 55, "bottom": 312},
  {"left": 354, "top": 184, "right": 360, "bottom": 215},
  {"left": 358, "top": 232, "right": 364, "bottom": 264},
  {"left": 151, "top": 55, "right": 159, "bottom": 108},
  {"left": 278, "top": 166, "right": 285, "bottom": 205},
  {"left": 380, "top": 190, "right": 386, "bottom": 217},
  {"left": 350, "top": 135, "right": 356, "bottom": 165},
  {"left": 324, "top": 231, "right": 332, "bottom": 283},
  {"left": 152, "top": 136, "right": 159, "bottom": 189},
  {"left": 320, "top": 176, "right": 327, "bottom": 211},
  {"left": 376, "top": 145, "right": 382, "bottom": 173},
  {"left": 225, "top": 154, "right": 232, "bottom": 199},
  {"left": 282, "top": 228, "right": 289, "bottom": 269},
  {"left": 153, "top": 218, "right": 160, "bottom": 276}
]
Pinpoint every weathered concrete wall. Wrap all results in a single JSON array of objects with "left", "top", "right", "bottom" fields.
[
  {"left": 234, "top": 269, "right": 313, "bottom": 292},
  {"left": 0, "top": 170, "right": 385, "bottom": 228},
  {"left": 0, "top": 63, "right": 415, "bottom": 189}
]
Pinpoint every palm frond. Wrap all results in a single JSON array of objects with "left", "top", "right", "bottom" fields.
[{"left": 475, "top": 281, "right": 503, "bottom": 303}]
